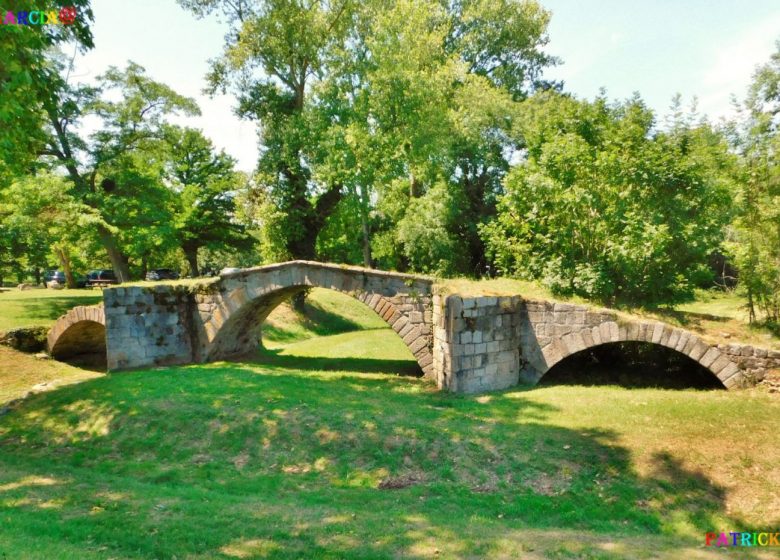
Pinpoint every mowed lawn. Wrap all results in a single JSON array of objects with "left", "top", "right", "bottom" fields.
[
  {"left": 0, "top": 288, "right": 102, "bottom": 332},
  {"left": 0, "top": 289, "right": 778, "bottom": 558}
]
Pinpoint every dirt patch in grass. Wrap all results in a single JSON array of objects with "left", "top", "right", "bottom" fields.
[{"left": 378, "top": 473, "right": 423, "bottom": 489}]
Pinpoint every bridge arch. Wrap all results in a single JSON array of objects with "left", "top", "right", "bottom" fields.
[
  {"left": 47, "top": 305, "right": 106, "bottom": 360},
  {"left": 193, "top": 262, "right": 435, "bottom": 376},
  {"left": 535, "top": 320, "right": 742, "bottom": 389}
]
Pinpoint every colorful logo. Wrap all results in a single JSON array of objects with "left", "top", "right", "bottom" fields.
[
  {"left": 1, "top": 6, "right": 77, "bottom": 25},
  {"left": 706, "top": 532, "right": 779, "bottom": 547}
]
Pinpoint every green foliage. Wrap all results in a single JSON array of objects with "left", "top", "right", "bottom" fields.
[
  {"left": 163, "top": 126, "right": 254, "bottom": 275},
  {"left": 482, "top": 91, "right": 733, "bottom": 305},
  {"left": 0, "top": 173, "right": 104, "bottom": 285},
  {"left": 396, "top": 182, "right": 465, "bottom": 275},
  {"left": 0, "top": 1, "right": 94, "bottom": 180},
  {"left": 727, "top": 42, "right": 780, "bottom": 323},
  {"left": 181, "top": 0, "right": 555, "bottom": 274},
  {"left": 34, "top": 60, "right": 201, "bottom": 280}
]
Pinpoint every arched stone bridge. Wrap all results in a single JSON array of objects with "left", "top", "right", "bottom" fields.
[
  {"left": 47, "top": 304, "right": 106, "bottom": 360},
  {"left": 47, "top": 261, "right": 779, "bottom": 393}
]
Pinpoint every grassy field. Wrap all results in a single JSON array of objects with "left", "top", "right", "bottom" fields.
[
  {"left": 0, "top": 289, "right": 778, "bottom": 558},
  {"left": 0, "top": 288, "right": 102, "bottom": 332}
]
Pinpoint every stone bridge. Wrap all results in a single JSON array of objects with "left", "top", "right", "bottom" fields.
[
  {"left": 46, "top": 261, "right": 779, "bottom": 393},
  {"left": 47, "top": 304, "right": 106, "bottom": 360}
]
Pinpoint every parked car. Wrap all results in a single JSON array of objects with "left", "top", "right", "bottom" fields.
[
  {"left": 220, "top": 267, "right": 242, "bottom": 276},
  {"left": 44, "top": 270, "right": 87, "bottom": 288},
  {"left": 86, "top": 269, "right": 118, "bottom": 287},
  {"left": 145, "top": 268, "right": 180, "bottom": 281}
]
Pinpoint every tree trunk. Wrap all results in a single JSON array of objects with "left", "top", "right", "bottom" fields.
[
  {"left": 359, "top": 184, "right": 372, "bottom": 268},
  {"left": 291, "top": 291, "right": 307, "bottom": 312},
  {"left": 54, "top": 245, "right": 77, "bottom": 288},
  {"left": 33, "top": 267, "right": 42, "bottom": 286},
  {"left": 97, "top": 224, "right": 131, "bottom": 283},
  {"left": 184, "top": 245, "right": 200, "bottom": 277}
]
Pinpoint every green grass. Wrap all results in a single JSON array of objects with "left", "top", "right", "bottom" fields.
[
  {"left": 0, "top": 346, "right": 103, "bottom": 406},
  {"left": 0, "top": 288, "right": 779, "bottom": 558},
  {"left": 0, "top": 289, "right": 102, "bottom": 332},
  {"left": 262, "top": 288, "right": 388, "bottom": 347},
  {"left": 0, "top": 352, "right": 778, "bottom": 558}
]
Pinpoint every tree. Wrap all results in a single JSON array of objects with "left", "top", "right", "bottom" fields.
[
  {"left": 0, "top": 1, "right": 94, "bottom": 183},
  {"left": 163, "top": 126, "right": 254, "bottom": 276},
  {"left": 482, "top": 91, "right": 733, "bottom": 306},
  {"left": 179, "top": 0, "right": 555, "bottom": 278},
  {"left": 310, "top": 0, "right": 552, "bottom": 274},
  {"left": 0, "top": 173, "right": 103, "bottom": 287},
  {"left": 40, "top": 61, "right": 199, "bottom": 281},
  {"left": 727, "top": 41, "right": 780, "bottom": 323},
  {"left": 178, "top": 0, "right": 354, "bottom": 265}
]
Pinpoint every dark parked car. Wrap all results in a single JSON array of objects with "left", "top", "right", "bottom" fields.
[
  {"left": 44, "top": 270, "right": 87, "bottom": 288},
  {"left": 86, "top": 269, "right": 118, "bottom": 287},
  {"left": 44, "top": 270, "right": 66, "bottom": 284},
  {"left": 145, "top": 269, "right": 180, "bottom": 281}
]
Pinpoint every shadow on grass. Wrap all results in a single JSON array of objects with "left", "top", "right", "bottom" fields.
[
  {"left": 262, "top": 297, "right": 365, "bottom": 344},
  {"left": 0, "top": 364, "right": 768, "bottom": 559},
  {"left": 247, "top": 346, "right": 423, "bottom": 377},
  {"left": 643, "top": 306, "right": 730, "bottom": 328}
]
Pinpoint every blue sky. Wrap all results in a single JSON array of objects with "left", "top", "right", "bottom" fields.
[{"left": 72, "top": 0, "right": 780, "bottom": 172}]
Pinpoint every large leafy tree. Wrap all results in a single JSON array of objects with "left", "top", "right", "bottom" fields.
[
  {"left": 727, "top": 41, "right": 780, "bottom": 323},
  {"left": 482, "top": 91, "right": 733, "bottom": 305},
  {"left": 163, "top": 126, "right": 254, "bottom": 276},
  {"left": 312, "top": 0, "right": 553, "bottom": 274},
  {"left": 178, "top": 0, "right": 355, "bottom": 264},
  {"left": 40, "top": 62, "right": 199, "bottom": 281},
  {"left": 0, "top": 173, "right": 103, "bottom": 287},
  {"left": 179, "top": 0, "right": 555, "bottom": 277}
]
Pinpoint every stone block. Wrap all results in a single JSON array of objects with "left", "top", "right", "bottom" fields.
[
  {"left": 689, "top": 340, "right": 709, "bottom": 362},
  {"left": 699, "top": 347, "right": 719, "bottom": 368}
]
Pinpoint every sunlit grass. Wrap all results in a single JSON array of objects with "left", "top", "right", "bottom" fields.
[
  {"left": 0, "top": 289, "right": 102, "bottom": 332},
  {"left": 0, "top": 349, "right": 777, "bottom": 558},
  {"left": 0, "top": 346, "right": 103, "bottom": 406},
  {"left": 1, "top": 286, "right": 778, "bottom": 558}
]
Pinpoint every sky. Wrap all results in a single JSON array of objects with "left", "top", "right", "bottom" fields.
[{"left": 72, "top": 0, "right": 780, "bottom": 172}]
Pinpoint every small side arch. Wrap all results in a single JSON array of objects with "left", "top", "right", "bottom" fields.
[
  {"left": 538, "top": 321, "right": 743, "bottom": 389},
  {"left": 47, "top": 305, "right": 106, "bottom": 360}
]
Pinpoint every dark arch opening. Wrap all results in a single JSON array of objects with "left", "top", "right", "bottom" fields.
[
  {"left": 51, "top": 321, "right": 107, "bottom": 372},
  {"left": 539, "top": 341, "right": 725, "bottom": 389}
]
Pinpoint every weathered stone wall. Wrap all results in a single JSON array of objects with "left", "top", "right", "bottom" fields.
[
  {"left": 716, "top": 343, "right": 780, "bottom": 385},
  {"left": 431, "top": 295, "right": 780, "bottom": 393},
  {"left": 50, "top": 261, "right": 780, "bottom": 394},
  {"left": 431, "top": 295, "right": 523, "bottom": 393},
  {"left": 191, "top": 261, "right": 434, "bottom": 375},
  {"left": 104, "top": 287, "right": 193, "bottom": 370},
  {"left": 102, "top": 261, "right": 435, "bottom": 376}
]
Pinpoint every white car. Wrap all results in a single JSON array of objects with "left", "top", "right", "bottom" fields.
[{"left": 219, "top": 267, "right": 242, "bottom": 276}]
